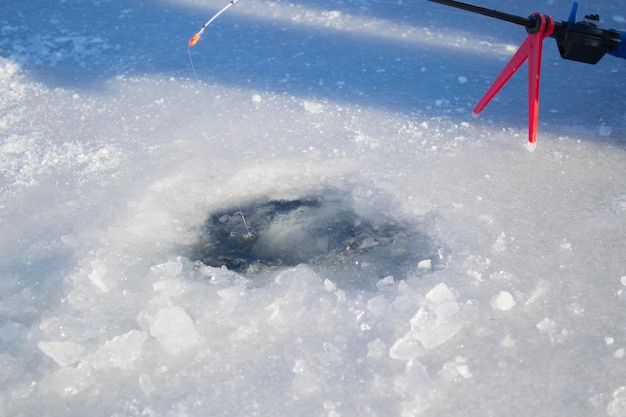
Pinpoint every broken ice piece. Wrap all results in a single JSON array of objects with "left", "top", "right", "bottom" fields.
[
  {"left": 490, "top": 291, "right": 516, "bottom": 311},
  {"left": 417, "top": 259, "right": 432, "bottom": 270},
  {"left": 38, "top": 341, "right": 86, "bottom": 367}
]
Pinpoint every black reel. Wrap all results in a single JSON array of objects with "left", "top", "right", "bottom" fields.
[
  {"left": 552, "top": 18, "right": 621, "bottom": 64},
  {"left": 429, "top": 0, "right": 621, "bottom": 65}
]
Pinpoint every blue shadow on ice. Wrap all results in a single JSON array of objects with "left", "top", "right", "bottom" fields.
[
  {"left": 2, "top": 0, "right": 625, "bottom": 140},
  {"left": 0, "top": 0, "right": 533, "bottom": 112}
]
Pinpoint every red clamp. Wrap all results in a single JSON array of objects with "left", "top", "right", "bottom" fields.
[{"left": 472, "top": 13, "right": 555, "bottom": 151}]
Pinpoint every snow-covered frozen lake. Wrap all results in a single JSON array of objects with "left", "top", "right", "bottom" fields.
[{"left": 1, "top": 0, "right": 626, "bottom": 415}]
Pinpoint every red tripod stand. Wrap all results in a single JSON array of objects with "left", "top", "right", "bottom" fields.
[
  {"left": 428, "top": 0, "right": 621, "bottom": 150},
  {"left": 473, "top": 13, "right": 554, "bottom": 151}
]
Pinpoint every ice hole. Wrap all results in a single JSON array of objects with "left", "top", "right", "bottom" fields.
[{"left": 188, "top": 191, "right": 444, "bottom": 286}]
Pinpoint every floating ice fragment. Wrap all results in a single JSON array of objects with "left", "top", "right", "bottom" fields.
[
  {"left": 613, "top": 15, "right": 626, "bottom": 23},
  {"left": 38, "top": 341, "right": 86, "bottom": 367},
  {"left": 417, "top": 259, "right": 432, "bottom": 270},
  {"left": 615, "top": 348, "right": 625, "bottom": 359},
  {"left": 252, "top": 94, "right": 262, "bottom": 103},
  {"left": 621, "top": 276, "right": 626, "bottom": 286},
  {"left": 458, "top": 76, "right": 468, "bottom": 84},
  {"left": 600, "top": 124, "right": 612, "bottom": 137},
  {"left": 490, "top": 291, "right": 516, "bottom": 311},
  {"left": 606, "top": 336, "right": 615, "bottom": 345}
]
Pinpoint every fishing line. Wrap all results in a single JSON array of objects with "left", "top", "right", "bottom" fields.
[{"left": 187, "top": 0, "right": 241, "bottom": 79}]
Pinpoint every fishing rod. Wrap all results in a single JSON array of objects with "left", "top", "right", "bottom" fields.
[{"left": 428, "top": 0, "right": 622, "bottom": 150}]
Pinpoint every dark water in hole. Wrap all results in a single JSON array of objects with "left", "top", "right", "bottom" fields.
[{"left": 188, "top": 193, "right": 443, "bottom": 284}]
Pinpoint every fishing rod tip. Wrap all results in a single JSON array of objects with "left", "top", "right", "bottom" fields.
[{"left": 188, "top": 33, "right": 200, "bottom": 47}]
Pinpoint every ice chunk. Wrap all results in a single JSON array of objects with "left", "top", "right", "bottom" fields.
[
  {"left": 490, "top": 291, "right": 516, "bottom": 311},
  {"left": 376, "top": 275, "right": 395, "bottom": 288},
  {"left": 392, "top": 283, "right": 463, "bottom": 352},
  {"left": 424, "top": 282, "right": 456, "bottom": 303},
  {"left": 87, "top": 330, "right": 148, "bottom": 370},
  {"left": 458, "top": 75, "right": 468, "bottom": 84},
  {"left": 417, "top": 259, "right": 432, "bottom": 270},
  {"left": 147, "top": 306, "right": 200, "bottom": 354},
  {"left": 607, "top": 386, "right": 626, "bottom": 417},
  {"left": 621, "top": 276, "right": 626, "bottom": 286},
  {"left": 526, "top": 281, "right": 549, "bottom": 305},
  {"left": 367, "top": 295, "right": 390, "bottom": 317},
  {"left": 38, "top": 362, "right": 93, "bottom": 396},
  {"left": 411, "top": 318, "right": 463, "bottom": 350},
  {"left": 389, "top": 334, "right": 425, "bottom": 360},
  {"left": 38, "top": 341, "right": 86, "bottom": 367},
  {"left": 536, "top": 318, "right": 557, "bottom": 334},
  {"left": 323, "top": 279, "right": 337, "bottom": 292},
  {"left": 88, "top": 260, "right": 110, "bottom": 292},
  {"left": 559, "top": 240, "right": 572, "bottom": 250}
]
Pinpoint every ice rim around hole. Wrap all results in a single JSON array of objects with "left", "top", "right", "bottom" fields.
[{"left": 187, "top": 189, "right": 447, "bottom": 288}]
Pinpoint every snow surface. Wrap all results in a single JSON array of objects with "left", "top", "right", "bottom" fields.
[{"left": 1, "top": 0, "right": 626, "bottom": 416}]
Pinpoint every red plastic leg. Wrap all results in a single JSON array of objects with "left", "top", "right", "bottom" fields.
[
  {"left": 526, "top": 14, "right": 554, "bottom": 150},
  {"left": 473, "top": 39, "right": 532, "bottom": 115},
  {"left": 472, "top": 13, "right": 554, "bottom": 150}
]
